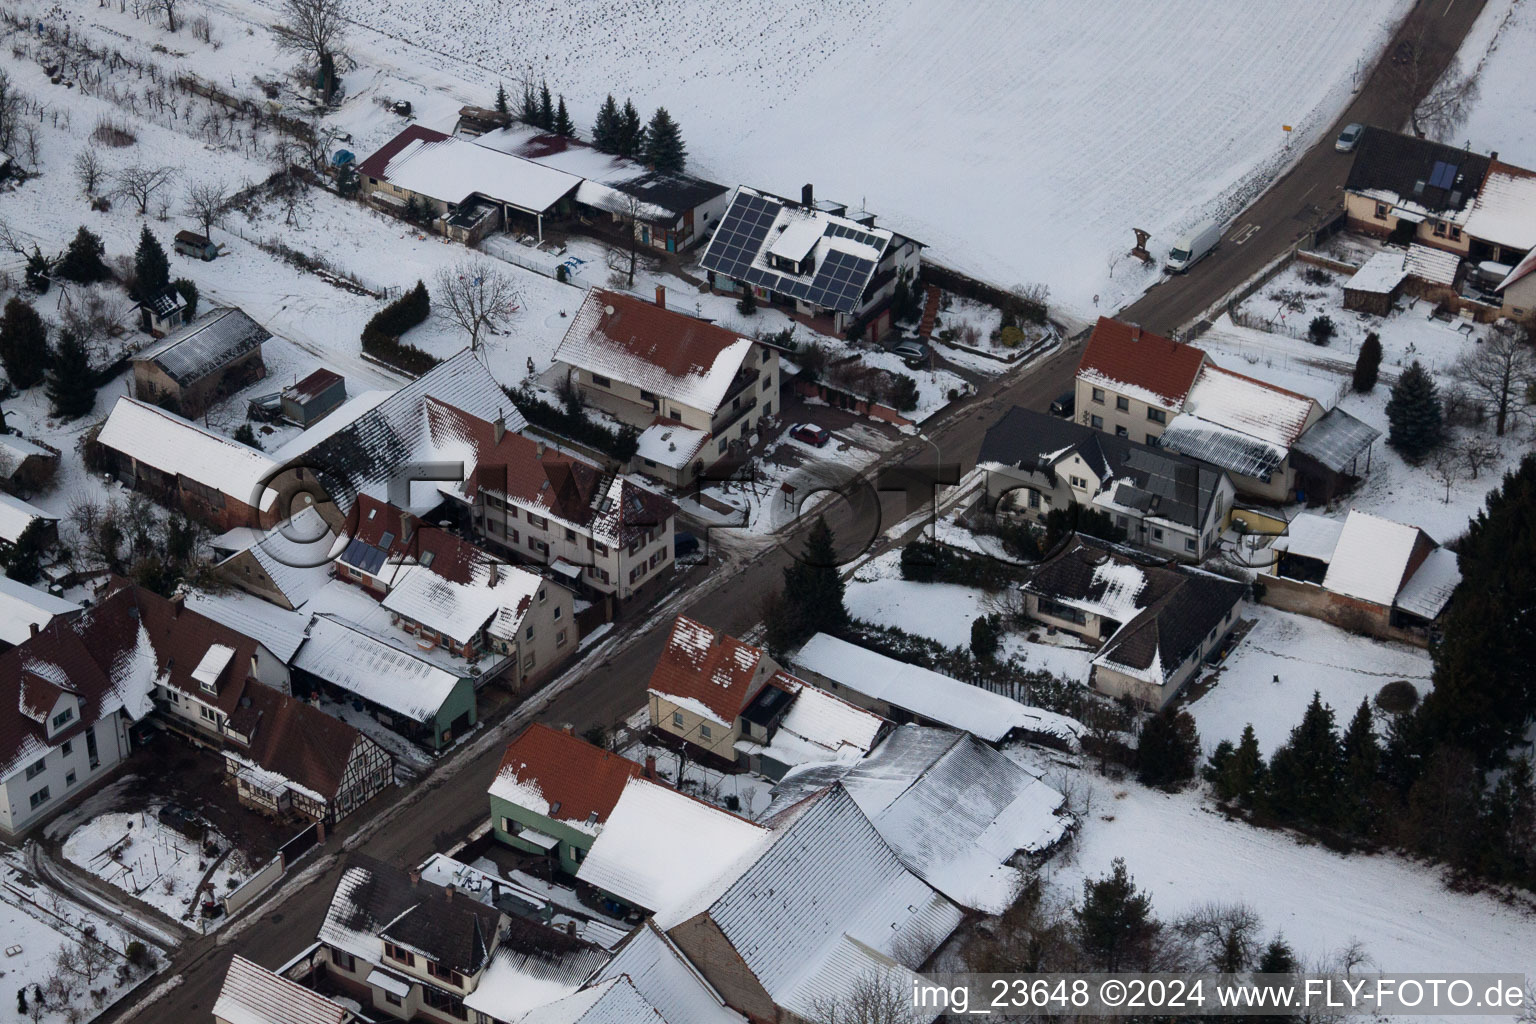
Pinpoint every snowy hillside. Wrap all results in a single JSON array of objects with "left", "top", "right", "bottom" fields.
[
  {"left": 318, "top": 0, "right": 1408, "bottom": 313},
  {"left": 1444, "top": 0, "right": 1536, "bottom": 168}
]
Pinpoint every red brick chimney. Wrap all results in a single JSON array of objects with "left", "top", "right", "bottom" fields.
[
  {"left": 655, "top": 284, "right": 666, "bottom": 308},
  {"left": 561, "top": 723, "right": 574, "bottom": 736},
  {"left": 408, "top": 868, "right": 421, "bottom": 887},
  {"left": 1130, "top": 324, "right": 1142, "bottom": 343},
  {"left": 643, "top": 755, "right": 656, "bottom": 779}
]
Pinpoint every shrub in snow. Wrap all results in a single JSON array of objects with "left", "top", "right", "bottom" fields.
[
  {"left": 888, "top": 373, "right": 920, "bottom": 412},
  {"left": 1352, "top": 332, "right": 1382, "bottom": 392},
  {"left": 1307, "top": 315, "right": 1335, "bottom": 346}
]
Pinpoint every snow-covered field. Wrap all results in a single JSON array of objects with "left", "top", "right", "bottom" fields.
[
  {"left": 62, "top": 810, "right": 253, "bottom": 930},
  {"left": 1184, "top": 607, "right": 1431, "bottom": 755},
  {"left": 1446, "top": 0, "right": 1536, "bottom": 168}
]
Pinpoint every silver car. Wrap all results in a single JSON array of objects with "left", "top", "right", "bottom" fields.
[{"left": 1335, "top": 123, "right": 1364, "bottom": 152}]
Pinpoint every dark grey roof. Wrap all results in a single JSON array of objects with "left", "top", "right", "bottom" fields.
[
  {"left": 612, "top": 171, "right": 729, "bottom": 218},
  {"left": 328, "top": 855, "right": 502, "bottom": 975},
  {"left": 1293, "top": 407, "right": 1381, "bottom": 474},
  {"left": 1345, "top": 128, "right": 1489, "bottom": 214},
  {"left": 143, "top": 287, "right": 184, "bottom": 318},
  {"left": 979, "top": 407, "right": 1223, "bottom": 531},
  {"left": 142, "top": 307, "right": 268, "bottom": 385}
]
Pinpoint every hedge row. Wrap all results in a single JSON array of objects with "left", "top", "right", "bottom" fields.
[
  {"left": 507, "top": 384, "right": 640, "bottom": 463},
  {"left": 361, "top": 281, "right": 439, "bottom": 375}
]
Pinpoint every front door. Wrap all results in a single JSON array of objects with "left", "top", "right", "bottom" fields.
[{"left": 641, "top": 225, "right": 650, "bottom": 246}]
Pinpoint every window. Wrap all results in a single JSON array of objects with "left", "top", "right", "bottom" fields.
[
  {"left": 649, "top": 549, "right": 665, "bottom": 568},
  {"left": 763, "top": 401, "right": 772, "bottom": 416},
  {"left": 537, "top": 589, "right": 546, "bottom": 604},
  {"left": 29, "top": 788, "right": 50, "bottom": 810},
  {"left": 1115, "top": 396, "right": 1129, "bottom": 411},
  {"left": 200, "top": 676, "right": 216, "bottom": 695},
  {"left": 629, "top": 566, "right": 643, "bottom": 584},
  {"left": 525, "top": 624, "right": 535, "bottom": 640},
  {"left": 86, "top": 727, "right": 99, "bottom": 769},
  {"left": 65, "top": 769, "right": 77, "bottom": 787},
  {"left": 384, "top": 942, "right": 416, "bottom": 968},
  {"left": 1185, "top": 538, "right": 1197, "bottom": 552},
  {"left": 1027, "top": 489, "right": 1041, "bottom": 509},
  {"left": 673, "top": 711, "right": 685, "bottom": 728},
  {"left": 1450, "top": 226, "right": 1462, "bottom": 241},
  {"left": 1116, "top": 516, "right": 1128, "bottom": 528},
  {"left": 594, "top": 542, "right": 608, "bottom": 556},
  {"left": 1090, "top": 415, "right": 1103, "bottom": 430},
  {"left": 1069, "top": 475, "right": 1088, "bottom": 489},
  {"left": 718, "top": 438, "right": 728, "bottom": 454},
  {"left": 1036, "top": 598, "right": 1088, "bottom": 626},
  {"left": 384, "top": 992, "right": 403, "bottom": 1007},
  {"left": 1115, "top": 425, "right": 1128, "bottom": 438},
  {"left": 51, "top": 708, "right": 74, "bottom": 729},
  {"left": 564, "top": 528, "right": 576, "bottom": 541},
  {"left": 1147, "top": 408, "right": 1166, "bottom": 424},
  {"left": 527, "top": 513, "right": 547, "bottom": 529},
  {"left": 523, "top": 654, "right": 535, "bottom": 670},
  {"left": 700, "top": 723, "right": 713, "bottom": 740},
  {"left": 421, "top": 986, "right": 466, "bottom": 1019},
  {"left": 61, "top": 741, "right": 72, "bottom": 757},
  {"left": 1374, "top": 201, "right": 1389, "bottom": 218},
  {"left": 25, "top": 757, "right": 46, "bottom": 781},
  {"left": 1147, "top": 434, "right": 1159, "bottom": 445},
  {"left": 556, "top": 629, "right": 567, "bottom": 648},
  {"left": 530, "top": 538, "right": 549, "bottom": 555},
  {"left": 1091, "top": 387, "right": 1105, "bottom": 404},
  {"left": 332, "top": 948, "right": 356, "bottom": 972},
  {"left": 640, "top": 389, "right": 657, "bottom": 401},
  {"left": 1152, "top": 527, "right": 1164, "bottom": 541},
  {"left": 571, "top": 846, "right": 584, "bottom": 862},
  {"left": 552, "top": 606, "right": 562, "bottom": 620},
  {"left": 590, "top": 374, "right": 612, "bottom": 388},
  {"left": 427, "top": 961, "right": 464, "bottom": 988}
]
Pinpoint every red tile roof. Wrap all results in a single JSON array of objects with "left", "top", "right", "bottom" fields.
[
  {"left": 357, "top": 124, "right": 450, "bottom": 180},
  {"left": 1077, "top": 317, "right": 1207, "bottom": 408},
  {"left": 343, "top": 494, "right": 493, "bottom": 586},
  {"left": 567, "top": 289, "right": 749, "bottom": 384},
  {"left": 491, "top": 722, "right": 651, "bottom": 825},
  {"left": 646, "top": 616, "right": 768, "bottom": 725},
  {"left": 242, "top": 684, "right": 371, "bottom": 802}
]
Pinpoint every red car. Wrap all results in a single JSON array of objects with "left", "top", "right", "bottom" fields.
[{"left": 789, "top": 423, "right": 831, "bottom": 447}]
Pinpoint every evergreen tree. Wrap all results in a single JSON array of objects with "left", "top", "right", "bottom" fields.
[
  {"left": 1340, "top": 699, "right": 1381, "bottom": 836},
  {"left": 24, "top": 246, "right": 52, "bottom": 293},
  {"left": 617, "top": 99, "right": 645, "bottom": 159},
  {"left": 736, "top": 287, "right": 757, "bottom": 316},
  {"left": 1266, "top": 692, "right": 1341, "bottom": 826},
  {"left": 1137, "top": 708, "right": 1200, "bottom": 789},
  {"left": 1042, "top": 505, "right": 1127, "bottom": 551},
  {"left": 537, "top": 81, "right": 554, "bottom": 131},
  {"left": 0, "top": 297, "right": 49, "bottom": 390},
  {"left": 55, "top": 226, "right": 111, "bottom": 284},
  {"left": 970, "top": 614, "right": 1000, "bottom": 661},
  {"left": 174, "top": 278, "right": 200, "bottom": 319},
  {"left": 592, "top": 94, "right": 622, "bottom": 153},
  {"left": 46, "top": 331, "right": 97, "bottom": 420},
  {"left": 553, "top": 95, "right": 575, "bottom": 138},
  {"left": 1075, "top": 858, "right": 1160, "bottom": 971},
  {"left": 1258, "top": 937, "right": 1297, "bottom": 973},
  {"left": 1352, "top": 331, "right": 1382, "bottom": 393},
  {"left": 1211, "top": 723, "right": 1266, "bottom": 806},
  {"left": 520, "top": 83, "right": 540, "bottom": 126},
  {"left": 1384, "top": 360, "right": 1443, "bottom": 463},
  {"left": 133, "top": 226, "right": 171, "bottom": 303},
  {"left": 233, "top": 423, "right": 263, "bottom": 450},
  {"left": 494, "top": 81, "right": 509, "bottom": 117},
  {"left": 767, "top": 516, "right": 850, "bottom": 656},
  {"left": 1479, "top": 759, "right": 1536, "bottom": 882},
  {"left": 3, "top": 520, "right": 46, "bottom": 584},
  {"left": 641, "top": 107, "right": 687, "bottom": 173}
]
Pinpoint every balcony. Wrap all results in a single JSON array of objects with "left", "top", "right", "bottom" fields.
[{"left": 713, "top": 395, "right": 758, "bottom": 435}]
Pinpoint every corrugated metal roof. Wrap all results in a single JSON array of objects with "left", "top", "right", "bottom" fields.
[
  {"left": 141, "top": 307, "right": 269, "bottom": 385},
  {"left": 1293, "top": 407, "right": 1380, "bottom": 474}
]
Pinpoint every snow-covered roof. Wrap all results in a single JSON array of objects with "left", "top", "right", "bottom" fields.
[
  {"left": 555, "top": 290, "right": 754, "bottom": 416},
  {"left": 1321, "top": 509, "right": 1430, "bottom": 607},
  {"left": 774, "top": 675, "right": 887, "bottom": 758},
  {"left": 509, "top": 977, "right": 660, "bottom": 1024},
  {"left": 213, "top": 955, "right": 353, "bottom": 1024},
  {"left": 139, "top": 307, "right": 269, "bottom": 385},
  {"left": 98, "top": 397, "right": 279, "bottom": 512},
  {"left": 595, "top": 922, "right": 743, "bottom": 1024},
  {"left": 291, "top": 614, "right": 465, "bottom": 722},
  {"left": 1463, "top": 162, "right": 1536, "bottom": 252},
  {"left": 382, "top": 134, "right": 581, "bottom": 214},
  {"left": 487, "top": 723, "right": 647, "bottom": 835},
  {"left": 1404, "top": 243, "right": 1461, "bottom": 286},
  {"left": 575, "top": 777, "right": 768, "bottom": 917},
  {"left": 634, "top": 421, "right": 710, "bottom": 470},
  {"left": 646, "top": 616, "right": 768, "bottom": 726},
  {"left": 1271, "top": 512, "right": 1346, "bottom": 563},
  {"left": 572, "top": 180, "right": 670, "bottom": 222},
  {"left": 791, "top": 634, "right": 1082, "bottom": 744},
  {"left": 1497, "top": 245, "right": 1536, "bottom": 292},
  {"left": 0, "top": 432, "right": 56, "bottom": 464},
  {"left": 1181, "top": 363, "right": 1319, "bottom": 449},
  {"left": 1159, "top": 414, "right": 1287, "bottom": 479},
  {"left": 1394, "top": 546, "right": 1461, "bottom": 620},
  {"left": 216, "top": 506, "right": 337, "bottom": 608},
  {"left": 0, "top": 577, "right": 79, "bottom": 647},
  {"left": 183, "top": 589, "right": 309, "bottom": 662},
  {"left": 0, "top": 490, "right": 57, "bottom": 545},
  {"left": 1292, "top": 407, "right": 1380, "bottom": 474},
  {"left": 381, "top": 558, "right": 541, "bottom": 647},
  {"left": 1076, "top": 317, "right": 1206, "bottom": 410},
  {"left": 461, "top": 925, "right": 611, "bottom": 1022},
  {"left": 1344, "top": 250, "right": 1408, "bottom": 294}
]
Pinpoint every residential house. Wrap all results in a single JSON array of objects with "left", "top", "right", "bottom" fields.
[
  {"left": 700, "top": 184, "right": 924, "bottom": 339},
  {"left": 589, "top": 921, "right": 745, "bottom": 1024},
  {"left": 792, "top": 633, "right": 1083, "bottom": 747},
  {"left": 1496, "top": 246, "right": 1536, "bottom": 319},
  {"left": 131, "top": 307, "right": 270, "bottom": 418},
  {"left": 1462, "top": 157, "right": 1536, "bottom": 268},
  {"left": 1074, "top": 317, "right": 1206, "bottom": 444},
  {"left": 215, "top": 956, "right": 358, "bottom": 1024},
  {"left": 282, "top": 368, "right": 347, "bottom": 427},
  {"left": 460, "top": 915, "right": 614, "bottom": 1024},
  {"left": 645, "top": 615, "right": 778, "bottom": 763},
  {"left": 660, "top": 784, "right": 962, "bottom": 1024},
  {"left": 0, "top": 432, "right": 60, "bottom": 498},
  {"left": 213, "top": 505, "right": 339, "bottom": 611},
  {"left": 762, "top": 724, "right": 1069, "bottom": 913},
  {"left": 978, "top": 406, "right": 1235, "bottom": 560},
  {"left": 318, "top": 854, "right": 510, "bottom": 1024},
  {"left": 733, "top": 670, "right": 889, "bottom": 782},
  {"left": 553, "top": 288, "right": 782, "bottom": 480},
  {"left": 487, "top": 722, "right": 652, "bottom": 874},
  {"left": 1022, "top": 535, "right": 1245, "bottom": 708},
  {"left": 0, "top": 490, "right": 59, "bottom": 554},
  {"left": 138, "top": 285, "right": 188, "bottom": 336},
  {"left": 1264, "top": 508, "right": 1461, "bottom": 643},
  {"left": 0, "top": 577, "right": 79, "bottom": 651},
  {"left": 358, "top": 125, "right": 581, "bottom": 242},
  {"left": 472, "top": 124, "right": 731, "bottom": 252},
  {"left": 334, "top": 495, "right": 576, "bottom": 681},
  {"left": 1344, "top": 128, "right": 1489, "bottom": 255}
]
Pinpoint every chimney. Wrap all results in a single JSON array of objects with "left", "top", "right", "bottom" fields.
[
  {"left": 29, "top": 622, "right": 40, "bottom": 638},
  {"left": 400, "top": 511, "right": 415, "bottom": 543},
  {"left": 801, "top": 183, "right": 814, "bottom": 208},
  {"left": 493, "top": 410, "right": 506, "bottom": 446},
  {"left": 171, "top": 593, "right": 185, "bottom": 618},
  {"left": 1491, "top": 151, "right": 1499, "bottom": 162},
  {"left": 643, "top": 754, "right": 656, "bottom": 779},
  {"left": 655, "top": 284, "right": 666, "bottom": 308},
  {"left": 561, "top": 723, "right": 574, "bottom": 736},
  {"left": 445, "top": 884, "right": 455, "bottom": 902},
  {"left": 536, "top": 441, "right": 547, "bottom": 458},
  {"left": 408, "top": 868, "right": 421, "bottom": 887},
  {"left": 1130, "top": 324, "right": 1142, "bottom": 343},
  {"left": 566, "top": 921, "right": 578, "bottom": 938}
]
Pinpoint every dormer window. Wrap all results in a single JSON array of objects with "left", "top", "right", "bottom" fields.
[{"left": 51, "top": 708, "right": 74, "bottom": 730}]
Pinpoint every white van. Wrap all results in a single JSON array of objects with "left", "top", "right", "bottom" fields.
[{"left": 1165, "top": 221, "right": 1221, "bottom": 273}]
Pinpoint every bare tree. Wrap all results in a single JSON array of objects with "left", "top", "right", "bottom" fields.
[
  {"left": 113, "top": 163, "right": 178, "bottom": 215},
  {"left": 810, "top": 969, "right": 925, "bottom": 1024},
  {"left": 1430, "top": 450, "right": 1460, "bottom": 504},
  {"left": 1460, "top": 437, "right": 1500, "bottom": 479},
  {"left": 1385, "top": 19, "right": 1479, "bottom": 140},
  {"left": 433, "top": 260, "right": 521, "bottom": 352},
  {"left": 74, "top": 149, "right": 106, "bottom": 199},
  {"left": 0, "top": 69, "right": 25, "bottom": 154},
  {"left": 272, "top": 0, "right": 349, "bottom": 100},
  {"left": 1177, "top": 901, "right": 1262, "bottom": 973},
  {"left": 183, "top": 179, "right": 231, "bottom": 237},
  {"left": 1449, "top": 322, "right": 1535, "bottom": 436},
  {"left": 150, "top": 0, "right": 179, "bottom": 31},
  {"left": 1414, "top": 56, "right": 1480, "bottom": 141},
  {"left": 603, "top": 193, "right": 652, "bottom": 287}
]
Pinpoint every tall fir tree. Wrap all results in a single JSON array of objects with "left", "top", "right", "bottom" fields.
[
  {"left": 0, "top": 297, "right": 49, "bottom": 390},
  {"left": 1136, "top": 708, "right": 1200, "bottom": 789},
  {"left": 1340, "top": 699, "right": 1382, "bottom": 836},
  {"left": 46, "top": 330, "right": 97, "bottom": 420},
  {"left": 1266, "top": 691, "right": 1341, "bottom": 826},
  {"left": 1384, "top": 359, "right": 1443, "bottom": 463},
  {"left": 1352, "top": 331, "right": 1382, "bottom": 393},
  {"left": 553, "top": 95, "right": 575, "bottom": 138},
  {"left": 592, "top": 94, "right": 622, "bottom": 153},
  {"left": 133, "top": 226, "right": 171, "bottom": 303},
  {"left": 55, "top": 226, "right": 111, "bottom": 284},
  {"left": 494, "top": 81, "right": 509, "bottom": 117},
  {"left": 766, "top": 516, "right": 850, "bottom": 657},
  {"left": 642, "top": 107, "right": 687, "bottom": 173},
  {"left": 520, "top": 83, "right": 540, "bottom": 126},
  {"left": 1075, "top": 859, "right": 1160, "bottom": 971},
  {"left": 537, "top": 81, "right": 554, "bottom": 132},
  {"left": 617, "top": 99, "right": 645, "bottom": 159},
  {"left": 1220, "top": 724, "right": 1266, "bottom": 806}
]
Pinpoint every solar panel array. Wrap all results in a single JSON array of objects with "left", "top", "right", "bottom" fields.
[
  {"left": 1158, "top": 420, "right": 1283, "bottom": 482},
  {"left": 1428, "top": 160, "right": 1458, "bottom": 190},
  {"left": 701, "top": 191, "right": 881, "bottom": 314}
]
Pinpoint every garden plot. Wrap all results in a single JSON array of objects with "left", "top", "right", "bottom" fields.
[{"left": 62, "top": 809, "right": 254, "bottom": 929}]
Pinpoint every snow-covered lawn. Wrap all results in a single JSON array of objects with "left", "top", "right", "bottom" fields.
[
  {"left": 62, "top": 809, "right": 253, "bottom": 929},
  {"left": 1183, "top": 607, "right": 1431, "bottom": 755},
  {"left": 1446, "top": 0, "right": 1536, "bottom": 168},
  {"left": 845, "top": 548, "right": 1000, "bottom": 648},
  {"left": 616, "top": 739, "right": 776, "bottom": 820}
]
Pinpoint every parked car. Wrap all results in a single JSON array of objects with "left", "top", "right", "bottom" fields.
[
  {"left": 1335, "top": 122, "right": 1365, "bottom": 152},
  {"left": 1050, "top": 391, "right": 1075, "bottom": 418},
  {"left": 789, "top": 423, "right": 831, "bottom": 447},
  {"left": 890, "top": 340, "right": 930, "bottom": 368},
  {"left": 1165, "top": 220, "right": 1221, "bottom": 273},
  {"left": 157, "top": 802, "right": 205, "bottom": 839}
]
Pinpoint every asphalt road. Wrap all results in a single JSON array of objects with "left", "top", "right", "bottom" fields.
[{"left": 107, "top": 0, "right": 1486, "bottom": 1017}]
